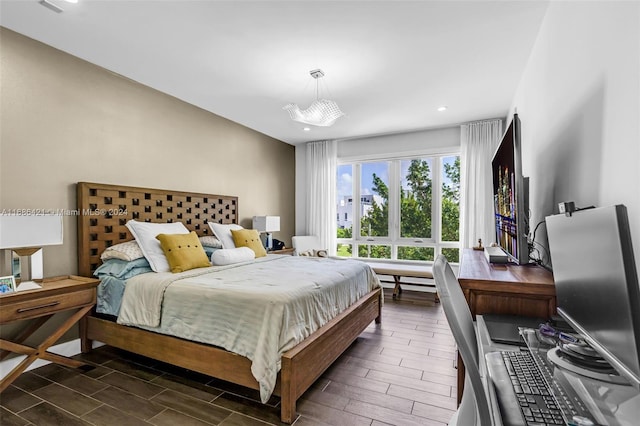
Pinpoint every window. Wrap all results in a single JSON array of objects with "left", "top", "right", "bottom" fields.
[{"left": 336, "top": 154, "right": 460, "bottom": 263}]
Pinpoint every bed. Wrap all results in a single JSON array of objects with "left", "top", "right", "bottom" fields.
[{"left": 76, "top": 182, "right": 382, "bottom": 423}]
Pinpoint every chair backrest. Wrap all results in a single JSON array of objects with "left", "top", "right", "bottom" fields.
[
  {"left": 433, "top": 254, "right": 492, "bottom": 426},
  {"left": 291, "top": 235, "right": 321, "bottom": 256}
]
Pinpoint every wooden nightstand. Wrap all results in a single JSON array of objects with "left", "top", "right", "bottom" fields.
[
  {"left": 0, "top": 275, "right": 99, "bottom": 393},
  {"left": 270, "top": 248, "right": 294, "bottom": 255}
]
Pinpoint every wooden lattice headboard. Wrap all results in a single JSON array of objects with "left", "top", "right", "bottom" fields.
[{"left": 77, "top": 182, "right": 238, "bottom": 277}]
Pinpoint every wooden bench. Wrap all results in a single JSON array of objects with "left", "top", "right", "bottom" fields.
[{"left": 368, "top": 262, "right": 438, "bottom": 302}]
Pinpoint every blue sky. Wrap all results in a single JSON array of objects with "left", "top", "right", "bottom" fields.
[{"left": 337, "top": 157, "right": 457, "bottom": 204}]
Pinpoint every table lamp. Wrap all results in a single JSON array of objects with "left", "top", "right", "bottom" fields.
[
  {"left": 0, "top": 214, "right": 64, "bottom": 286},
  {"left": 252, "top": 216, "right": 280, "bottom": 251}
]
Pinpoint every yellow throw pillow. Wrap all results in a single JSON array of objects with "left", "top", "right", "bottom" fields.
[
  {"left": 156, "top": 231, "right": 211, "bottom": 273},
  {"left": 230, "top": 229, "right": 267, "bottom": 258}
]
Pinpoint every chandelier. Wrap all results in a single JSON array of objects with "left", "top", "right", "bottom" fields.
[{"left": 283, "top": 69, "right": 344, "bottom": 127}]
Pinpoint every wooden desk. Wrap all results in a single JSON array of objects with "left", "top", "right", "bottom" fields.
[
  {"left": 458, "top": 249, "right": 556, "bottom": 319},
  {"left": 455, "top": 249, "right": 555, "bottom": 403}
]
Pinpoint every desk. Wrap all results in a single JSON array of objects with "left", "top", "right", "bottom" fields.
[
  {"left": 477, "top": 316, "right": 640, "bottom": 426},
  {"left": 456, "top": 249, "right": 555, "bottom": 403},
  {"left": 458, "top": 249, "right": 556, "bottom": 319}
]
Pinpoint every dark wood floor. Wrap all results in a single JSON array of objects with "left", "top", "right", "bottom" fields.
[{"left": 0, "top": 289, "right": 457, "bottom": 426}]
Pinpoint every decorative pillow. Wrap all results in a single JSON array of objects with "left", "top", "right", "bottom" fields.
[
  {"left": 203, "top": 246, "right": 219, "bottom": 258},
  {"left": 125, "top": 220, "right": 189, "bottom": 272},
  {"left": 93, "top": 257, "right": 153, "bottom": 279},
  {"left": 298, "top": 249, "right": 328, "bottom": 258},
  {"left": 100, "top": 240, "right": 145, "bottom": 262},
  {"left": 156, "top": 231, "right": 211, "bottom": 273},
  {"left": 208, "top": 223, "right": 244, "bottom": 249},
  {"left": 231, "top": 229, "right": 267, "bottom": 258},
  {"left": 199, "top": 235, "right": 223, "bottom": 248},
  {"left": 314, "top": 249, "right": 328, "bottom": 258},
  {"left": 211, "top": 247, "right": 255, "bottom": 266}
]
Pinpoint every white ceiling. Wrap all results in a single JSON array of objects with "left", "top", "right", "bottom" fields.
[{"left": 0, "top": 0, "right": 549, "bottom": 145}]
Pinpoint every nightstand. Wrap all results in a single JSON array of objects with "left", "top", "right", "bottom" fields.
[
  {"left": 0, "top": 275, "right": 99, "bottom": 393},
  {"left": 270, "top": 248, "right": 295, "bottom": 255}
]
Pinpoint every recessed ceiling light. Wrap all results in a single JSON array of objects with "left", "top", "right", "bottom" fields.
[
  {"left": 437, "top": 106, "right": 448, "bottom": 112},
  {"left": 303, "top": 127, "right": 311, "bottom": 132}
]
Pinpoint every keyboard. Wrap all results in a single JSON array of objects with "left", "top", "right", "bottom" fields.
[{"left": 486, "top": 350, "right": 595, "bottom": 426}]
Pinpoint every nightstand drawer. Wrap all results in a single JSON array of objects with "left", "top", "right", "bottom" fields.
[{"left": 0, "top": 288, "right": 96, "bottom": 323}]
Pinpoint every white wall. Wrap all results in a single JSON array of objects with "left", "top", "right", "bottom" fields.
[
  {"left": 295, "top": 127, "right": 460, "bottom": 234},
  {"left": 509, "top": 1, "right": 640, "bottom": 271}
]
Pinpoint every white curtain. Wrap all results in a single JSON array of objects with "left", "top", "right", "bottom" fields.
[
  {"left": 460, "top": 119, "right": 503, "bottom": 249},
  {"left": 305, "top": 140, "right": 337, "bottom": 253}
]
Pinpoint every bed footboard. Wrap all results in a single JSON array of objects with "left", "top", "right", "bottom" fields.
[{"left": 280, "top": 287, "right": 381, "bottom": 422}]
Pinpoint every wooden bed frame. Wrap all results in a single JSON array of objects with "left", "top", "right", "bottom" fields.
[{"left": 76, "top": 182, "right": 382, "bottom": 423}]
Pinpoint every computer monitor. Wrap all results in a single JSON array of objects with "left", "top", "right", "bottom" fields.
[{"left": 546, "top": 205, "right": 640, "bottom": 389}]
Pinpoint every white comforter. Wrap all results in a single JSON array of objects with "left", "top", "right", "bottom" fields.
[{"left": 117, "top": 255, "right": 380, "bottom": 402}]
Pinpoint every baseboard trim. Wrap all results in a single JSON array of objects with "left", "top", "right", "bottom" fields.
[{"left": 0, "top": 339, "right": 104, "bottom": 380}]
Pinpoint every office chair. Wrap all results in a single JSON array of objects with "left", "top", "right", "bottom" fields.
[{"left": 433, "top": 255, "right": 492, "bottom": 426}]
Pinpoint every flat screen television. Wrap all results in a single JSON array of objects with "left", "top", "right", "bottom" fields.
[
  {"left": 546, "top": 205, "right": 640, "bottom": 389},
  {"left": 491, "top": 113, "right": 530, "bottom": 264}
]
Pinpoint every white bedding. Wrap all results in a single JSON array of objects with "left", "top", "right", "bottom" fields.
[{"left": 117, "top": 255, "right": 380, "bottom": 402}]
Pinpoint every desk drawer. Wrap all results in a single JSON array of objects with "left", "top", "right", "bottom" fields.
[{"left": 0, "top": 289, "right": 96, "bottom": 323}]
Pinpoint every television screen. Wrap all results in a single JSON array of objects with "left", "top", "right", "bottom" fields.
[{"left": 491, "top": 114, "right": 530, "bottom": 264}]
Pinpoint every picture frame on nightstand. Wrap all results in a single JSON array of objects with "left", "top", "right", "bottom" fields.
[{"left": 0, "top": 275, "right": 16, "bottom": 294}]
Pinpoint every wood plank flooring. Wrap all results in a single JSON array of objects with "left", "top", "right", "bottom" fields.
[{"left": 0, "top": 290, "right": 457, "bottom": 425}]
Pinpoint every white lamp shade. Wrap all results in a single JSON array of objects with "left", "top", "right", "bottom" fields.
[
  {"left": 0, "top": 214, "right": 64, "bottom": 249},
  {"left": 252, "top": 216, "right": 280, "bottom": 233}
]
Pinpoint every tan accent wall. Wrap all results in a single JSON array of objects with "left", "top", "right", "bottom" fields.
[
  {"left": 0, "top": 28, "right": 295, "bottom": 344},
  {"left": 0, "top": 27, "right": 295, "bottom": 274}
]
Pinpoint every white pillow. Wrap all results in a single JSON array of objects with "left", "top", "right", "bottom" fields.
[
  {"left": 101, "top": 240, "right": 145, "bottom": 262},
  {"left": 125, "top": 220, "right": 189, "bottom": 272},
  {"left": 208, "top": 223, "right": 243, "bottom": 249},
  {"left": 211, "top": 247, "right": 255, "bottom": 266}
]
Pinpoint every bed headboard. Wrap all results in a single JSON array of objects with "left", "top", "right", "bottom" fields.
[{"left": 77, "top": 182, "right": 238, "bottom": 277}]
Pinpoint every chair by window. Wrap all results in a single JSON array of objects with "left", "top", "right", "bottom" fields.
[{"left": 291, "top": 236, "right": 321, "bottom": 256}]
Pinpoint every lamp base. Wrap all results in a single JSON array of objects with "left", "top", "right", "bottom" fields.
[
  {"left": 16, "top": 280, "right": 43, "bottom": 292},
  {"left": 13, "top": 247, "right": 44, "bottom": 283}
]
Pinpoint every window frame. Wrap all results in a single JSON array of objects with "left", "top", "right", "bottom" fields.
[{"left": 336, "top": 150, "right": 460, "bottom": 264}]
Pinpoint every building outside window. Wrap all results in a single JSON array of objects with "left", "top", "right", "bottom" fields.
[{"left": 336, "top": 153, "right": 460, "bottom": 263}]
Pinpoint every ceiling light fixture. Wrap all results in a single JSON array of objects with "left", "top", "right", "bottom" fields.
[
  {"left": 437, "top": 106, "right": 448, "bottom": 112},
  {"left": 283, "top": 69, "right": 344, "bottom": 127}
]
